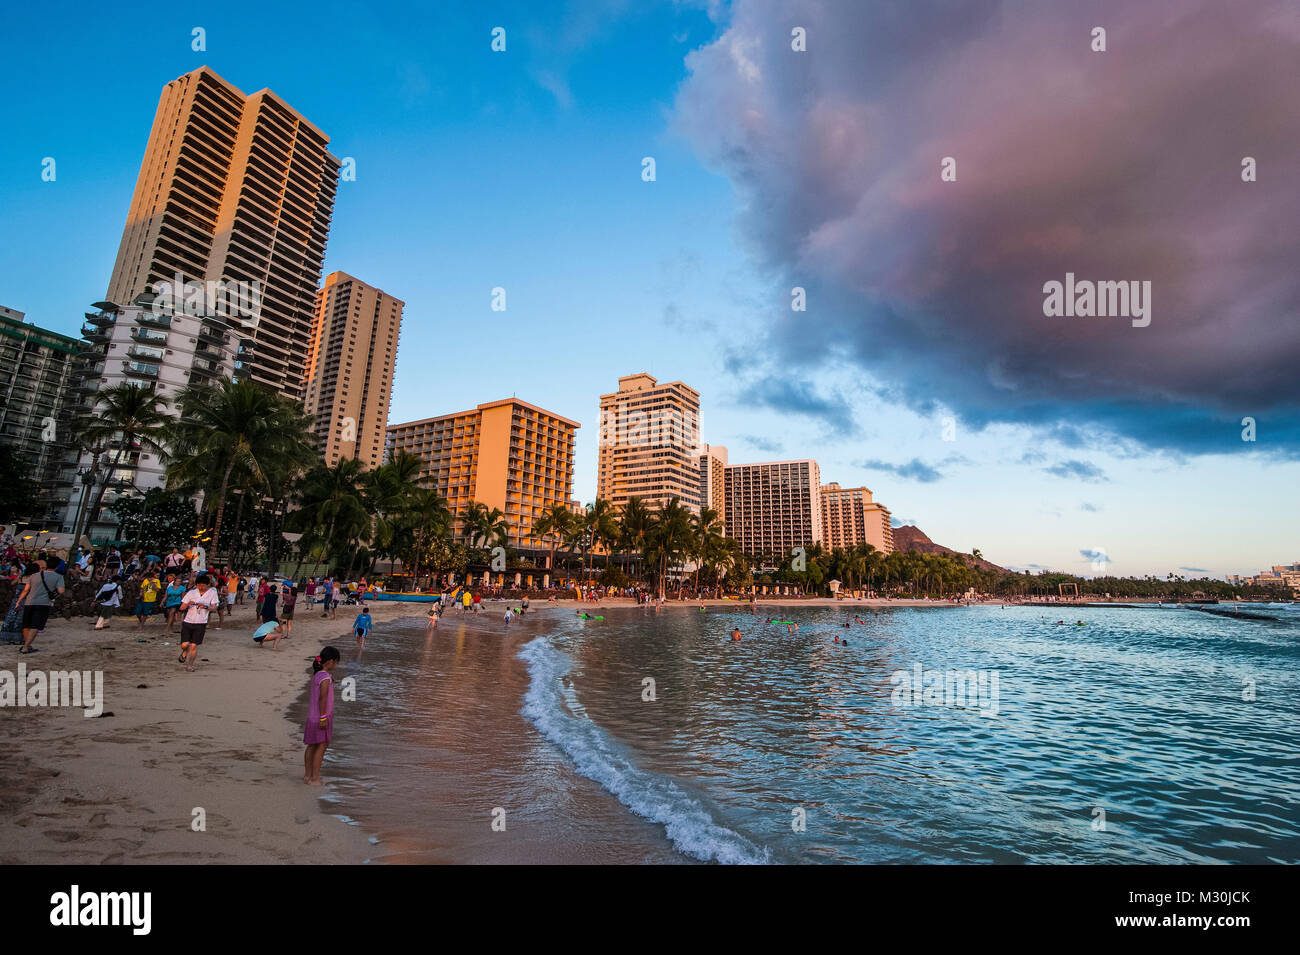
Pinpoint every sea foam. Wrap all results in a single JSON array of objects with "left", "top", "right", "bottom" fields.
[{"left": 519, "top": 636, "right": 771, "bottom": 865}]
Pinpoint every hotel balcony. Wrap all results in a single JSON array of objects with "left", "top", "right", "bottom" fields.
[
  {"left": 135, "top": 312, "right": 173, "bottom": 330},
  {"left": 191, "top": 357, "right": 224, "bottom": 380},
  {"left": 126, "top": 345, "right": 165, "bottom": 363},
  {"left": 80, "top": 323, "right": 111, "bottom": 342},
  {"left": 123, "top": 361, "right": 160, "bottom": 380},
  {"left": 131, "top": 327, "right": 169, "bottom": 345}
]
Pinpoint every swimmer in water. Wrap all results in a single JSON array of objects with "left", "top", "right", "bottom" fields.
[
  {"left": 786, "top": 624, "right": 794, "bottom": 634},
  {"left": 731, "top": 627, "right": 742, "bottom": 642}
]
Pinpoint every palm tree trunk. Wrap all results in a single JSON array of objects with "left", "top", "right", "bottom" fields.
[
  {"left": 82, "top": 446, "right": 126, "bottom": 545},
  {"left": 209, "top": 459, "right": 236, "bottom": 558}
]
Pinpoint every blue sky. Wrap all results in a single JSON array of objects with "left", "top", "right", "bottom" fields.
[{"left": 2, "top": 0, "right": 1297, "bottom": 578}]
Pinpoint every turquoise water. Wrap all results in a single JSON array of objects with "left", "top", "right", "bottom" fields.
[{"left": 521, "top": 603, "right": 1300, "bottom": 863}]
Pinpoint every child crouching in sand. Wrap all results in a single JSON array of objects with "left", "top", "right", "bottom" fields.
[{"left": 304, "top": 646, "right": 340, "bottom": 785}]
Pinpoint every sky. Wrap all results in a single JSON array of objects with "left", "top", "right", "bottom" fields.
[{"left": 2, "top": 0, "right": 1297, "bottom": 578}]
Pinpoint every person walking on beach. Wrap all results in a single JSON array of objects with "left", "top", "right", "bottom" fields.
[
  {"left": 320, "top": 577, "right": 335, "bottom": 618},
  {"left": 304, "top": 646, "right": 340, "bottom": 785},
  {"left": 162, "top": 574, "right": 186, "bottom": 631},
  {"left": 280, "top": 583, "right": 297, "bottom": 636},
  {"left": 261, "top": 579, "right": 279, "bottom": 623},
  {"left": 17, "top": 558, "right": 65, "bottom": 654},
  {"left": 225, "top": 572, "right": 240, "bottom": 618},
  {"left": 256, "top": 577, "right": 270, "bottom": 619},
  {"left": 426, "top": 607, "right": 439, "bottom": 632},
  {"left": 178, "top": 574, "right": 220, "bottom": 672},
  {"left": 353, "top": 607, "right": 372, "bottom": 652},
  {"left": 93, "top": 576, "right": 122, "bottom": 630},
  {"left": 135, "top": 569, "right": 161, "bottom": 629}
]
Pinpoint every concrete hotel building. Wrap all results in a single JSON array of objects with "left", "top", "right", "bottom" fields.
[
  {"left": 697, "top": 444, "right": 728, "bottom": 521},
  {"left": 820, "top": 482, "right": 894, "bottom": 554},
  {"left": 0, "top": 307, "right": 82, "bottom": 525},
  {"left": 597, "top": 373, "right": 702, "bottom": 513},
  {"left": 303, "top": 272, "right": 403, "bottom": 469},
  {"left": 724, "top": 460, "right": 823, "bottom": 560},
  {"left": 105, "top": 66, "right": 341, "bottom": 401},
  {"left": 60, "top": 297, "right": 240, "bottom": 536},
  {"left": 386, "top": 399, "right": 578, "bottom": 554}
]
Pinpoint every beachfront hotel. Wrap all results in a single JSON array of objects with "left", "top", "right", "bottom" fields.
[
  {"left": 821, "top": 482, "right": 895, "bottom": 554},
  {"left": 0, "top": 307, "right": 82, "bottom": 526},
  {"left": 303, "top": 272, "right": 403, "bottom": 470},
  {"left": 104, "top": 66, "right": 341, "bottom": 403},
  {"left": 697, "top": 443, "right": 728, "bottom": 521},
  {"left": 597, "top": 373, "right": 703, "bottom": 513},
  {"left": 386, "top": 399, "right": 579, "bottom": 558},
  {"left": 724, "top": 459, "right": 823, "bottom": 561},
  {"left": 58, "top": 296, "right": 242, "bottom": 538}
]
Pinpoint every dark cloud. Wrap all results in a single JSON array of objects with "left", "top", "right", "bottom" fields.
[
  {"left": 676, "top": 0, "right": 1300, "bottom": 455},
  {"left": 1179, "top": 566, "right": 1209, "bottom": 574},
  {"left": 731, "top": 376, "right": 857, "bottom": 437},
  {"left": 1044, "top": 459, "right": 1108, "bottom": 482},
  {"left": 738, "top": 433, "right": 785, "bottom": 454},
  {"left": 860, "top": 457, "right": 950, "bottom": 483},
  {"left": 1080, "top": 548, "right": 1112, "bottom": 564}
]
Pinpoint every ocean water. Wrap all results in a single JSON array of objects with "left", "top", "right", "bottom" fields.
[{"left": 315, "top": 603, "right": 1300, "bottom": 864}]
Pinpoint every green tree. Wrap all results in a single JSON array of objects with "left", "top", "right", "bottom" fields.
[
  {"left": 0, "top": 444, "right": 41, "bottom": 525},
  {"left": 71, "top": 383, "right": 171, "bottom": 546},
  {"left": 534, "top": 503, "right": 575, "bottom": 582},
  {"left": 287, "top": 457, "right": 369, "bottom": 573},
  {"left": 165, "top": 379, "right": 315, "bottom": 558},
  {"left": 113, "top": 488, "right": 199, "bottom": 554}
]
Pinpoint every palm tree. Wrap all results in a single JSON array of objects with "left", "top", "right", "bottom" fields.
[
  {"left": 400, "top": 487, "right": 452, "bottom": 582},
  {"left": 461, "top": 501, "right": 508, "bottom": 550},
  {"left": 618, "top": 496, "right": 652, "bottom": 581},
  {"left": 165, "top": 379, "right": 315, "bottom": 558},
  {"left": 690, "top": 507, "right": 725, "bottom": 592},
  {"left": 365, "top": 450, "right": 423, "bottom": 568},
  {"left": 286, "top": 458, "right": 369, "bottom": 573},
  {"left": 645, "top": 497, "right": 693, "bottom": 595},
  {"left": 71, "top": 383, "right": 171, "bottom": 546},
  {"left": 585, "top": 499, "right": 619, "bottom": 570},
  {"left": 533, "top": 503, "right": 574, "bottom": 582}
]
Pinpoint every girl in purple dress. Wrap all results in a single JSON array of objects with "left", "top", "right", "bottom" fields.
[{"left": 304, "top": 646, "right": 340, "bottom": 785}]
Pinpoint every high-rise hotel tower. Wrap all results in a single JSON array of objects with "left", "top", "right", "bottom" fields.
[
  {"left": 597, "top": 373, "right": 702, "bottom": 513},
  {"left": 105, "top": 66, "right": 341, "bottom": 401},
  {"left": 304, "top": 272, "right": 403, "bottom": 470}
]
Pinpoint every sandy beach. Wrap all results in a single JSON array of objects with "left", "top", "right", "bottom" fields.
[{"left": 0, "top": 597, "right": 414, "bottom": 865}]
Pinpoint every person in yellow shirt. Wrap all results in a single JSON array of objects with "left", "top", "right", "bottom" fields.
[{"left": 136, "top": 572, "right": 162, "bottom": 629}]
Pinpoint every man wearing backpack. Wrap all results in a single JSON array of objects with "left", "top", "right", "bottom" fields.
[{"left": 18, "top": 558, "right": 66, "bottom": 653}]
